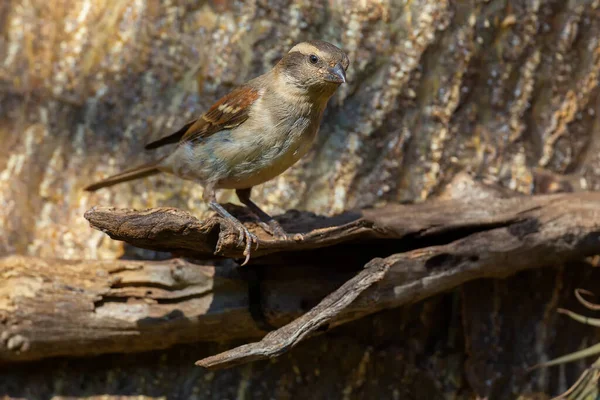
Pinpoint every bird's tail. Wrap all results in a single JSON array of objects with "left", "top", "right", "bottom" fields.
[{"left": 84, "top": 162, "right": 162, "bottom": 191}]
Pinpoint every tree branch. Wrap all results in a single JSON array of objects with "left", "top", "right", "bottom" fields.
[
  {"left": 2, "top": 191, "right": 600, "bottom": 364},
  {"left": 0, "top": 256, "right": 263, "bottom": 362},
  {"left": 195, "top": 192, "right": 600, "bottom": 369},
  {"left": 195, "top": 259, "right": 390, "bottom": 369},
  {"left": 84, "top": 191, "right": 587, "bottom": 263}
]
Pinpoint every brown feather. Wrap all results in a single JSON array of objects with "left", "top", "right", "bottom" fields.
[
  {"left": 180, "top": 85, "right": 260, "bottom": 144},
  {"left": 143, "top": 85, "right": 260, "bottom": 150},
  {"left": 84, "top": 162, "right": 161, "bottom": 191}
]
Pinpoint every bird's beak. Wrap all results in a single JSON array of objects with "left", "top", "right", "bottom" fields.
[{"left": 325, "top": 63, "right": 347, "bottom": 84}]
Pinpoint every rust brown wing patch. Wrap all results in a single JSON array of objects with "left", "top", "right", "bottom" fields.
[
  {"left": 180, "top": 85, "right": 260, "bottom": 144},
  {"left": 143, "top": 85, "right": 260, "bottom": 150}
]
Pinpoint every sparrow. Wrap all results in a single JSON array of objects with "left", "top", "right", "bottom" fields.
[{"left": 85, "top": 40, "right": 349, "bottom": 265}]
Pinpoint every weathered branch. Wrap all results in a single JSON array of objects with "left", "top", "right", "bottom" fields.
[
  {"left": 84, "top": 191, "right": 589, "bottom": 263},
  {"left": 195, "top": 259, "right": 390, "bottom": 369},
  {"left": 0, "top": 256, "right": 265, "bottom": 362},
  {"left": 196, "top": 192, "right": 600, "bottom": 369},
  {"left": 2, "top": 191, "right": 600, "bottom": 364},
  {"left": 83, "top": 205, "right": 378, "bottom": 262}
]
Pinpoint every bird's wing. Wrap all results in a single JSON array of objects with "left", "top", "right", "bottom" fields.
[{"left": 145, "top": 85, "right": 261, "bottom": 150}]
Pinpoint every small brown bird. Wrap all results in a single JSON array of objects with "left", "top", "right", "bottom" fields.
[{"left": 85, "top": 40, "right": 349, "bottom": 264}]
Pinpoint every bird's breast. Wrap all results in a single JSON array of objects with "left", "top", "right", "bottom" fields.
[{"left": 215, "top": 112, "right": 320, "bottom": 189}]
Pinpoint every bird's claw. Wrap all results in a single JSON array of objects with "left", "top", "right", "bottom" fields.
[
  {"left": 292, "top": 232, "right": 305, "bottom": 241},
  {"left": 231, "top": 222, "right": 258, "bottom": 266},
  {"left": 272, "top": 227, "right": 303, "bottom": 242},
  {"left": 258, "top": 220, "right": 296, "bottom": 241}
]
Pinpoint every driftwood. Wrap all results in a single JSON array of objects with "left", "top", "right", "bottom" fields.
[
  {"left": 0, "top": 256, "right": 263, "bottom": 362},
  {"left": 195, "top": 192, "right": 600, "bottom": 369},
  {"left": 2, "top": 190, "right": 600, "bottom": 365},
  {"left": 83, "top": 187, "right": 573, "bottom": 263}
]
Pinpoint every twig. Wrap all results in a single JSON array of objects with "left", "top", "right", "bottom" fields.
[{"left": 195, "top": 259, "right": 390, "bottom": 369}]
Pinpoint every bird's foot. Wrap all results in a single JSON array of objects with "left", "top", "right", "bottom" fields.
[
  {"left": 258, "top": 219, "right": 303, "bottom": 242},
  {"left": 225, "top": 218, "right": 258, "bottom": 266}
]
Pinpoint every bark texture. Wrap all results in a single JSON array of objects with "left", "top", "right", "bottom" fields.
[{"left": 2, "top": 0, "right": 600, "bottom": 399}]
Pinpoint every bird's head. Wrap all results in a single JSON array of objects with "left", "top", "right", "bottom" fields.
[{"left": 276, "top": 40, "right": 349, "bottom": 97}]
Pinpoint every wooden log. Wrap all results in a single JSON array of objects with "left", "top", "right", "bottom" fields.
[
  {"left": 0, "top": 256, "right": 263, "bottom": 362},
  {"left": 196, "top": 192, "right": 600, "bottom": 369},
  {"left": 2, "top": 191, "right": 600, "bottom": 364},
  {"left": 83, "top": 192, "right": 596, "bottom": 263}
]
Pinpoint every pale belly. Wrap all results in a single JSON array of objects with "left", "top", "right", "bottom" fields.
[
  {"left": 216, "top": 126, "right": 316, "bottom": 189},
  {"left": 160, "top": 122, "right": 318, "bottom": 189},
  {"left": 216, "top": 141, "right": 309, "bottom": 189}
]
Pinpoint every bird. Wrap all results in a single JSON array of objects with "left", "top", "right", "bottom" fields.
[{"left": 84, "top": 40, "right": 349, "bottom": 265}]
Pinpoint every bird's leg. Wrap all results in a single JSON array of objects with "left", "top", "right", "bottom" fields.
[
  {"left": 236, "top": 188, "right": 294, "bottom": 240},
  {"left": 204, "top": 186, "right": 258, "bottom": 266}
]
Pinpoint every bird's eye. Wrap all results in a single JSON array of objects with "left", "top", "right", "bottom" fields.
[{"left": 309, "top": 54, "right": 319, "bottom": 64}]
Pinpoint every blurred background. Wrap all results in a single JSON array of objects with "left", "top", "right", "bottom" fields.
[{"left": 2, "top": 0, "right": 600, "bottom": 398}]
